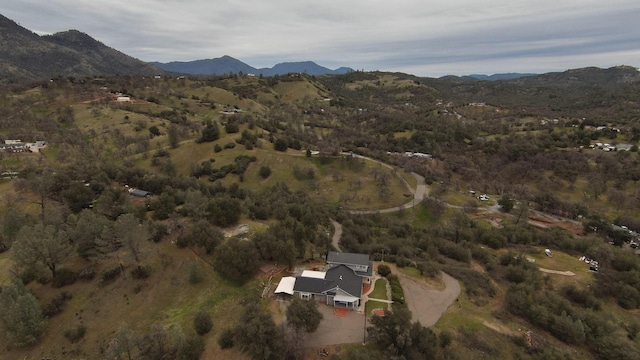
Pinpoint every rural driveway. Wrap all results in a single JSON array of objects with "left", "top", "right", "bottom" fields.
[
  {"left": 303, "top": 305, "right": 365, "bottom": 347},
  {"left": 331, "top": 220, "right": 342, "bottom": 251},
  {"left": 388, "top": 264, "right": 461, "bottom": 327}
]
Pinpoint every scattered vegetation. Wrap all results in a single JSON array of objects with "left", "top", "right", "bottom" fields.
[{"left": 1, "top": 68, "right": 640, "bottom": 359}]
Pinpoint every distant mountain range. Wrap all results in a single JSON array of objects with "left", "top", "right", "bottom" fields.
[
  {"left": 469, "top": 73, "right": 537, "bottom": 81},
  {"left": 0, "top": 13, "right": 635, "bottom": 87},
  {"left": 0, "top": 14, "right": 160, "bottom": 83},
  {"left": 0, "top": 12, "right": 353, "bottom": 83},
  {"left": 151, "top": 56, "right": 353, "bottom": 76}
]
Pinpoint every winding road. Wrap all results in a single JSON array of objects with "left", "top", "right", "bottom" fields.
[
  {"left": 329, "top": 154, "right": 460, "bottom": 329},
  {"left": 341, "top": 153, "right": 428, "bottom": 215}
]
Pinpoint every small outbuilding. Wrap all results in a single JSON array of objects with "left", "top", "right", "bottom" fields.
[
  {"left": 274, "top": 277, "right": 296, "bottom": 296},
  {"left": 128, "top": 189, "right": 151, "bottom": 198}
]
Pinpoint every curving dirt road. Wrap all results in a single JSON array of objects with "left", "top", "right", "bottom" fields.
[{"left": 349, "top": 172, "right": 427, "bottom": 215}]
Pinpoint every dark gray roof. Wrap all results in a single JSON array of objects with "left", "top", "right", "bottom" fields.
[
  {"left": 327, "top": 251, "right": 370, "bottom": 266},
  {"left": 293, "top": 265, "right": 363, "bottom": 299},
  {"left": 354, "top": 261, "right": 374, "bottom": 277},
  {"left": 293, "top": 277, "right": 334, "bottom": 294},
  {"left": 324, "top": 265, "right": 362, "bottom": 298},
  {"left": 129, "top": 189, "right": 150, "bottom": 197}
]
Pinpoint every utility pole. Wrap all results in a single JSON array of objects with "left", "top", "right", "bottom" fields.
[{"left": 363, "top": 310, "right": 367, "bottom": 345}]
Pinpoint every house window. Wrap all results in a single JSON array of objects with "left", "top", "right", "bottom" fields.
[{"left": 301, "top": 293, "right": 311, "bottom": 300}]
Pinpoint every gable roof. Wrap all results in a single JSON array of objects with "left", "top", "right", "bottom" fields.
[
  {"left": 293, "top": 276, "right": 335, "bottom": 294},
  {"left": 324, "top": 264, "right": 362, "bottom": 298},
  {"left": 327, "top": 251, "right": 369, "bottom": 267}
]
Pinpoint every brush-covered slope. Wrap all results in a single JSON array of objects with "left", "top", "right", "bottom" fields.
[{"left": 0, "top": 14, "right": 161, "bottom": 83}]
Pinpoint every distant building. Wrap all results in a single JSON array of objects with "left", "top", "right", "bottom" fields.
[{"left": 128, "top": 188, "right": 151, "bottom": 198}]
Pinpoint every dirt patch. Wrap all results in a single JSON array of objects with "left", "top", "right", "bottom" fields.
[
  {"left": 334, "top": 308, "right": 350, "bottom": 317},
  {"left": 539, "top": 268, "right": 576, "bottom": 276},
  {"left": 301, "top": 345, "right": 342, "bottom": 360},
  {"left": 224, "top": 224, "right": 250, "bottom": 237},
  {"left": 487, "top": 217, "right": 504, "bottom": 228},
  {"left": 483, "top": 321, "right": 514, "bottom": 336}
]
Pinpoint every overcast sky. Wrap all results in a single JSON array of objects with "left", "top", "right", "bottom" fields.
[{"left": 2, "top": 0, "right": 639, "bottom": 76}]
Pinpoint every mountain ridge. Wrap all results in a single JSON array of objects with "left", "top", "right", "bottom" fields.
[
  {"left": 151, "top": 56, "right": 354, "bottom": 76},
  {"left": 0, "top": 14, "right": 161, "bottom": 83}
]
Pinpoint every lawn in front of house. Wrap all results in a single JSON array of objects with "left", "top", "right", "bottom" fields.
[
  {"left": 368, "top": 278, "right": 388, "bottom": 300},
  {"left": 365, "top": 300, "right": 389, "bottom": 318}
]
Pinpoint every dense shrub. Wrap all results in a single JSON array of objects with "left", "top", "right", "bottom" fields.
[
  {"left": 387, "top": 274, "right": 405, "bottom": 305},
  {"left": 417, "top": 261, "right": 440, "bottom": 278},
  {"left": 259, "top": 166, "right": 271, "bottom": 179},
  {"left": 437, "top": 240, "right": 471, "bottom": 263},
  {"left": 274, "top": 138, "right": 288, "bottom": 151},
  {"left": 225, "top": 122, "right": 239, "bottom": 133},
  {"left": 292, "top": 165, "right": 315, "bottom": 180},
  {"left": 131, "top": 265, "right": 151, "bottom": 279},
  {"left": 377, "top": 264, "right": 391, "bottom": 277},
  {"left": 442, "top": 265, "right": 496, "bottom": 297},
  {"left": 149, "top": 222, "right": 168, "bottom": 243},
  {"left": 561, "top": 284, "right": 601, "bottom": 310},
  {"left": 63, "top": 324, "right": 86, "bottom": 343},
  {"left": 78, "top": 266, "right": 96, "bottom": 281},
  {"left": 176, "top": 332, "right": 205, "bottom": 360},
  {"left": 193, "top": 310, "right": 213, "bottom": 335},
  {"left": 100, "top": 266, "right": 123, "bottom": 284},
  {"left": 43, "top": 291, "right": 72, "bottom": 317},
  {"left": 217, "top": 328, "right": 235, "bottom": 349},
  {"left": 52, "top": 268, "right": 77, "bottom": 288}
]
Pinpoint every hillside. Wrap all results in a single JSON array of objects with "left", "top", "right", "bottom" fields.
[
  {"left": 1, "top": 68, "right": 640, "bottom": 360},
  {"left": 0, "top": 14, "right": 161, "bottom": 83}
]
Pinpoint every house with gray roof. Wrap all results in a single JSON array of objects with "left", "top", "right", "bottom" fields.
[
  {"left": 276, "top": 252, "right": 372, "bottom": 310},
  {"left": 327, "top": 251, "right": 373, "bottom": 282}
]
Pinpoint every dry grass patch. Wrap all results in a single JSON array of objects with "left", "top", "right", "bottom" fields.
[
  {"left": 525, "top": 247, "right": 595, "bottom": 287},
  {"left": 0, "top": 239, "right": 254, "bottom": 359}
]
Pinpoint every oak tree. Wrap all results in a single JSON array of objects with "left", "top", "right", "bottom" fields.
[{"left": 12, "top": 223, "right": 72, "bottom": 278}]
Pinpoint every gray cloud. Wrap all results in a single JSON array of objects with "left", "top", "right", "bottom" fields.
[{"left": 1, "top": 0, "right": 639, "bottom": 76}]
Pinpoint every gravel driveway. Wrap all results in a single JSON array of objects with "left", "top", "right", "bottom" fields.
[{"left": 388, "top": 264, "right": 461, "bottom": 327}]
